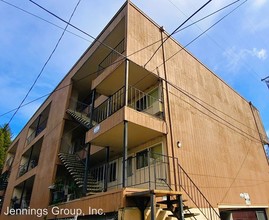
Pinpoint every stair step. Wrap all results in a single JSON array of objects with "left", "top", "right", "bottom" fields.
[
  {"left": 66, "top": 109, "right": 92, "bottom": 129},
  {"left": 168, "top": 212, "right": 199, "bottom": 218},
  {"left": 184, "top": 213, "right": 200, "bottom": 218},
  {"left": 158, "top": 199, "right": 187, "bottom": 205},
  {"left": 183, "top": 206, "right": 193, "bottom": 210},
  {"left": 58, "top": 152, "right": 103, "bottom": 193}
]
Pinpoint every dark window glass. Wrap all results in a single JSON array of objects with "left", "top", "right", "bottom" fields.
[{"left": 136, "top": 150, "right": 148, "bottom": 169}]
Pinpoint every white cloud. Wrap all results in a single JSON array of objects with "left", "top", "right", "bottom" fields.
[
  {"left": 253, "top": 48, "right": 267, "bottom": 60},
  {"left": 223, "top": 47, "right": 267, "bottom": 71},
  {"left": 252, "top": 0, "right": 267, "bottom": 8}
]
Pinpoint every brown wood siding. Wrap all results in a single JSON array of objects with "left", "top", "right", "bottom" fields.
[{"left": 127, "top": 3, "right": 269, "bottom": 207}]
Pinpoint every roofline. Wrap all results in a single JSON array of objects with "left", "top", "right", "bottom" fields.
[
  {"left": 9, "top": 1, "right": 129, "bottom": 145},
  {"left": 128, "top": 1, "right": 252, "bottom": 105}
]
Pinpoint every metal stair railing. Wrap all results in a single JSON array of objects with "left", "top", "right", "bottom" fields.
[{"left": 177, "top": 162, "right": 221, "bottom": 220}]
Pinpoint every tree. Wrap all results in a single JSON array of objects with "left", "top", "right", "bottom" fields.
[{"left": 0, "top": 124, "right": 12, "bottom": 172}]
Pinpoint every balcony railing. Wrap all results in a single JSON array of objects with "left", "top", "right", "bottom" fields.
[
  {"left": 92, "top": 86, "right": 163, "bottom": 125},
  {"left": 87, "top": 151, "right": 173, "bottom": 191},
  {"left": 17, "top": 160, "right": 38, "bottom": 178},
  {"left": 128, "top": 86, "right": 163, "bottom": 118},
  {"left": 92, "top": 87, "right": 125, "bottom": 124},
  {"left": 97, "top": 39, "right": 125, "bottom": 74},
  {"left": 68, "top": 86, "right": 163, "bottom": 129},
  {"left": 26, "top": 119, "right": 47, "bottom": 145}
]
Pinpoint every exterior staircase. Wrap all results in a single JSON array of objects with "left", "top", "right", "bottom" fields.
[
  {"left": 0, "top": 170, "right": 9, "bottom": 191},
  {"left": 157, "top": 196, "right": 199, "bottom": 219},
  {"left": 177, "top": 162, "right": 221, "bottom": 220},
  {"left": 66, "top": 109, "right": 95, "bottom": 129},
  {"left": 0, "top": 170, "right": 11, "bottom": 212},
  {"left": 58, "top": 152, "right": 102, "bottom": 193}
]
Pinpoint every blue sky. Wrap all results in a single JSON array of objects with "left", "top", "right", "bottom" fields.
[{"left": 0, "top": 0, "right": 268, "bottom": 139}]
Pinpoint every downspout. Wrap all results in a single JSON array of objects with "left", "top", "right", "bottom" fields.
[
  {"left": 160, "top": 26, "right": 178, "bottom": 190},
  {"left": 249, "top": 102, "right": 269, "bottom": 164}
]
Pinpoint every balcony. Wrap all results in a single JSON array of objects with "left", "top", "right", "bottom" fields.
[
  {"left": 97, "top": 39, "right": 125, "bottom": 75},
  {"left": 67, "top": 85, "right": 163, "bottom": 129},
  {"left": 26, "top": 104, "right": 50, "bottom": 146},
  {"left": 26, "top": 118, "right": 47, "bottom": 145},
  {"left": 17, "top": 139, "right": 42, "bottom": 178},
  {"left": 8, "top": 176, "right": 35, "bottom": 213},
  {"left": 57, "top": 145, "right": 175, "bottom": 199},
  {"left": 88, "top": 151, "right": 174, "bottom": 191}
]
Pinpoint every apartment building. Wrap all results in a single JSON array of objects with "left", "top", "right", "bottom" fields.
[{"left": 0, "top": 1, "right": 268, "bottom": 220}]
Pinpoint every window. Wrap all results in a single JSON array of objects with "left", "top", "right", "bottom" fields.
[
  {"left": 150, "top": 143, "right": 163, "bottom": 160},
  {"left": 136, "top": 150, "right": 148, "bottom": 169}
]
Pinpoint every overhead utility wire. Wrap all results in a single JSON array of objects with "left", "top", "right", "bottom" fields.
[
  {"left": 158, "top": 1, "right": 260, "bottom": 141},
  {"left": 2, "top": 0, "right": 257, "bottom": 141},
  {"left": 166, "top": 86, "right": 261, "bottom": 143},
  {"left": 29, "top": 0, "right": 125, "bottom": 58},
  {"left": 127, "top": 0, "right": 240, "bottom": 59},
  {"left": 1, "top": 2, "right": 257, "bottom": 145},
  {"left": 0, "top": 1, "right": 238, "bottom": 118},
  {"left": 132, "top": 0, "right": 257, "bottom": 140},
  {"left": 173, "top": 0, "right": 240, "bottom": 34},
  {"left": 9, "top": 121, "right": 83, "bottom": 175},
  {"left": 7, "top": 0, "right": 82, "bottom": 126},
  {"left": 169, "top": 0, "right": 262, "bottom": 81},
  {"left": 0, "top": 0, "right": 91, "bottom": 43},
  {"left": 154, "top": 0, "right": 247, "bottom": 70},
  {"left": 143, "top": 0, "right": 212, "bottom": 67},
  {"left": 172, "top": 0, "right": 261, "bottom": 81},
  {"left": 168, "top": 0, "right": 260, "bottom": 80},
  {"left": 168, "top": 0, "right": 267, "bottom": 128}
]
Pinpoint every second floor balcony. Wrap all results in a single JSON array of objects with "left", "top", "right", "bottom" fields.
[{"left": 67, "top": 85, "right": 164, "bottom": 131}]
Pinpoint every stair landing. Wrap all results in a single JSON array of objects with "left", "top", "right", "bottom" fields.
[{"left": 126, "top": 189, "right": 183, "bottom": 198}]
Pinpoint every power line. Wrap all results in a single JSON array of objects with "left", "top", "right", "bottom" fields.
[
  {"left": 154, "top": 0, "right": 248, "bottom": 71},
  {"left": 0, "top": 58, "right": 125, "bottom": 118},
  {"left": 127, "top": 0, "right": 240, "bottom": 59},
  {"left": 144, "top": 0, "right": 212, "bottom": 68},
  {"left": 0, "top": 0, "right": 258, "bottom": 143},
  {"left": 169, "top": 0, "right": 262, "bottom": 82},
  {"left": 172, "top": 0, "right": 240, "bottom": 34},
  {"left": 165, "top": 81, "right": 261, "bottom": 143},
  {"left": 0, "top": 2, "right": 237, "bottom": 119},
  {"left": 131, "top": 0, "right": 260, "bottom": 141},
  {"left": 0, "top": 0, "right": 91, "bottom": 43},
  {"left": 8, "top": 121, "right": 83, "bottom": 176},
  {"left": 29, "top": 0, "right": 125, "bottom": 58},
  {"left": 6, "top": 0, "right": 83, "bottom": 126}
]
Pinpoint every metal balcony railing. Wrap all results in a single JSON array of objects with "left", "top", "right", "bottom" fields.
[
  {"left": 92, "top": 87, "right": 125, "bottom": 124},
  {"left": 128, "top": 86, "right": 163, "bottom": 118},
  {"left": 87, "top": 151, "right": 220, "bottom": 220},
  {"left": 97, "top": 39, "right": 125, "bottom": 74},
  {"left": 67, "top": 86, "right": 163, "bottom": 130},
  {"left": 87, "top": 151, "right": 172, "bottom": 191},
  {"left": 92, "top": 86, "right": 163, "bottom": 125},
  {"left": 17, "top": 159, "right": 38, "bottom": 178}
]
